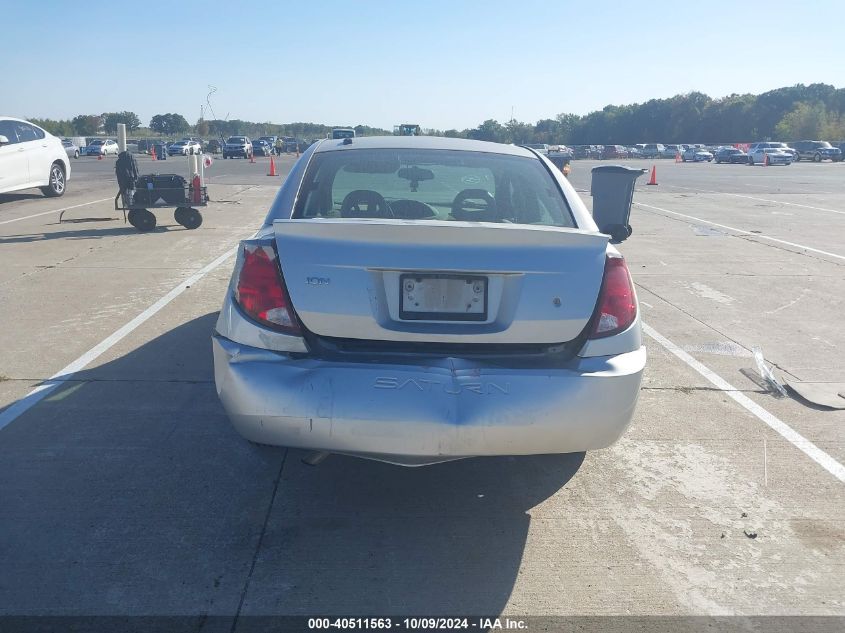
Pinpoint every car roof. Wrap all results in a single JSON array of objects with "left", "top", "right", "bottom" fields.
[
  {"left": 0, "top": 116, "right": 40, "bottom": 124},
  {"left": 311, "top": 135, "right": 536, "bottom": 157}
]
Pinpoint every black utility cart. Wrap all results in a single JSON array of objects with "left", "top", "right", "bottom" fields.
[{"left": 114, "top": 151, "right": 208, "bottom": 232}]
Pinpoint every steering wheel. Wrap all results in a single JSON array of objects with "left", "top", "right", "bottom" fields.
[
  {"left": 451, "top": 189, "right": 498, "bottom": 221},
  {"left": 340, "top": 190, "right": 392, "bottom": 218}
]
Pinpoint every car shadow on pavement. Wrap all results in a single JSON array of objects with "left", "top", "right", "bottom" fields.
[
  {"left": 251, "top": 447, "right": 584, "bottom": 617},
  {"left": 0, "top": 225, "right": 178, "bottom": 243},
  {"left": 0, "top": 192, "right": 44, "bottom": 204},
  {"left": 0, "top": 312, "right": 583, "bottom": 620}
]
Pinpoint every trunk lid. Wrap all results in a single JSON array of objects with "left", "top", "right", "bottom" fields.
[{"left": 273, "top": 219, "right": 609, "bottom": 344}]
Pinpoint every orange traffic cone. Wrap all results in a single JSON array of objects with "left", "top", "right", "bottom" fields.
[
  {"left": 97, "top": 153, "right": 103, "bottom": 161},
  {"left": 675, "top": 152, "right": 681, "bottom": 163},
  {"left": 764, "top": 153, "right": 770, "bottom": 166},
  {"left": 646, "top": 165, "right": 657, "bottom": 186},
  {"left": 151, "top": 146, "right": 157, "bottom": 161},
  {"left": 267, "top": 156, "right": 278, "bottom": 177}
]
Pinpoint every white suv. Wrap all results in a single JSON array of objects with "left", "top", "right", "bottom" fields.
[{"left": 0, "top": 117, "right": 71, "bottom": 197}]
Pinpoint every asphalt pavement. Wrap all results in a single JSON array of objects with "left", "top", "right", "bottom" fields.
[{"left": 0, "top": 152, "right": 843, "bottom": 630}]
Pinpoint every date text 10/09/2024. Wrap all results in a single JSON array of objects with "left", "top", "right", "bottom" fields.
[{"left": 308, "top": 618, "right": 529, "bottom": 630}]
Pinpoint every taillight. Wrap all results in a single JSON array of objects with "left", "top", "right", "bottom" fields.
[
  {"left": 588, "top": 256, "right": 637, "bottom": 339},
  {"left": 235, "top": 244, "right": 301, "bottom": 335}
]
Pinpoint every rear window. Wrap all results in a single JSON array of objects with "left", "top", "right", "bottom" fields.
[
  {"left": 227, "top": 137, "right": 245, "bottom": 143},
  {"left": 292, "top": 149, "right": 575, "bottom": 227}
]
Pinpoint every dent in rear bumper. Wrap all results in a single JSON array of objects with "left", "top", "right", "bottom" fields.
[{"left": 212, "top": 335, "right": 646, "bottom": 464}]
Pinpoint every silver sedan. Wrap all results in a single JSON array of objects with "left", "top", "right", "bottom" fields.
[
  {"left": 212, "top": 136, "right": 646, "bottom": 466},
  {"left": 61, "top": 139, "right": 80, "bottom": 159}
]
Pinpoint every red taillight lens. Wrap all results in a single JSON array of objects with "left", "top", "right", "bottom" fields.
[
  {"left": 588, "top": 256, "right": 637, "bottom": 339},
  {"left": 235, "top": 244, "right": 300, "bottom": 335}
]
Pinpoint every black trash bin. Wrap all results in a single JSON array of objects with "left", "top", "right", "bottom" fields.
[{"left": 590, "top": 165, "right": 646, "bottom": 242}]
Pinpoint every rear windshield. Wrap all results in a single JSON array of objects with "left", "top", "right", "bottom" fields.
[
  {"left": 292, "top": 149, "right": 575, "bottom": 227},
  {"left": 227, "top": 137, "right": 245, "bottom": 143}
]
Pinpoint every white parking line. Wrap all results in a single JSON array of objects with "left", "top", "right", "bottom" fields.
[
  {"left": 0, "top": 197, "right": 112, "bottom": 226},
  {"left": 663, "top": 184, "right": 845, "bottom": 215},
  {"left": 636, "top": 202, "right": 845, "bottom": 261},
  {"left": 0, "top": 247, "right": 236, "bottom": 432},
  {"left": 643, "top": 322, "right": 845, "bottom": 483}
]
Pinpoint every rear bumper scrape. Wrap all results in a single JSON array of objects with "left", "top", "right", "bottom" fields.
[{"left": 212, "top": 335, "right": 646, "bottom": 462}]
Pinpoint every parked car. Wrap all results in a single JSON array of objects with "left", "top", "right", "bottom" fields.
[
  {"left": 223, "top": 136, "right": 253, "bottom": 159},
  {"left": 837, "top": 141, "right": 845, "bottom": 159},
  {"left": 167, "top": 140, "right": 202, "bottom": 156},
  {"left": 571, "top": 145, "right": 590, "bottom": 159},
  {"left": 791, "top": 140, "right": 842, "bottom": 162},
  {"left": 61, "top": 139, "right": 80, "bottom": 159},
  {"left": 252, "top": 140, "right": 272, "bottom": 156},
  {"left": 523, "top": 143, "right": 550, "bottom": 155},
  {"left": 748, "top": 147, "right": 793, "bottom": 165},
  {"left": 181, "top": 136, "right": 205, "bottom": 149},
  {"left": 258, "top": 136, "right": 277, "bottom": 148},
  {"left": 281, "top": 136, "right": 298, "bottom": 153},
  {"left": 0, "top": 116, "right": 71, "bottom": 197},
  {"left": 681, "top": 147, "right": 713, "bottom": 162},
  {"left": 747, "top": 142, "right": 797, "bottom": 160},
  {"left": 206, "top": 139, "right": 223, "bottom": 154},
  {"left": 211, "top": 136, "right": 645, "bottom": 466},
  {"left": 602, "top": 145, "right": 628, "bottom": 159},
  {"left": 713, "top": 147, "right": 748, "bottom": 164},
  {"left": 641, "top": 143, "right": 665, "bottom": 159},
  {"left": 84, "top": 139, "right": 118, "bottom": 156},
  {"left": 660, "top": 144, "right": 682, "bottom": 158}
]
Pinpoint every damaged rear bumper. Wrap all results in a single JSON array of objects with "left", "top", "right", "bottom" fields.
[{"left": 212, "top": 335, "right": 646, "bottom": 466}]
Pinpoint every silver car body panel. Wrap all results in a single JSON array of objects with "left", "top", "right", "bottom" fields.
[{"left": 273, "top": 219, "right": 608, "bottom": 344}]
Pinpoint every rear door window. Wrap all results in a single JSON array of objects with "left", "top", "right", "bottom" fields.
[{"left": 14, "top": 122, "right": 44, "bottom": 143}]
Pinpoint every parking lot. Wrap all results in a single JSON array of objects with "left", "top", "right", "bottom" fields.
[{"left": 1, "top": 153, "right": 843, "bottom": 628}]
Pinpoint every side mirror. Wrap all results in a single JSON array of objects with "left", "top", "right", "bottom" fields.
[
  {"left": 589, "top": 165, "right": 647, "bottom": 243},
  {"left": 0, "top": 135, "right": 9, "bottom": 146}
]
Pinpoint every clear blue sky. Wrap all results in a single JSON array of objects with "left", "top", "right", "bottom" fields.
[{"left": 5, "top": 0, "right": 844, "bottom": 130}]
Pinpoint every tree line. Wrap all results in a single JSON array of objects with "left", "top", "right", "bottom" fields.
[
  {"left": 461, "top": 83, "right": 845, "bottom": 145},
  {"left": 25, "top": 83, "right": 845, "bottom": 143}
]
